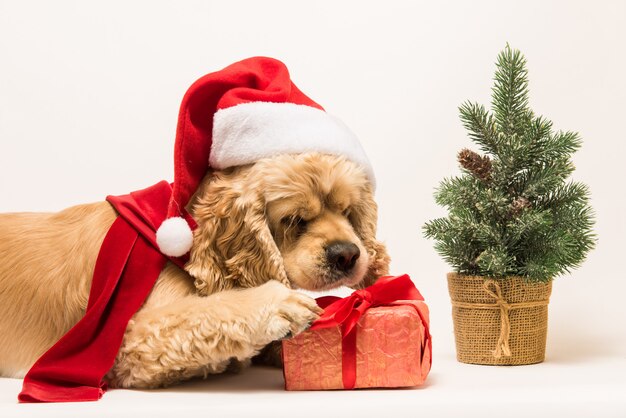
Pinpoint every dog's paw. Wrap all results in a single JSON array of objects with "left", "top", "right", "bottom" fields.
[{"left": 255, "top": 280, "right": 322, "bottom": 344}]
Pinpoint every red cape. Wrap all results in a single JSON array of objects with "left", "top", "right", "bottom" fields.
[{"left": 18, "top": 181, "right": 194, "bottom": 403}]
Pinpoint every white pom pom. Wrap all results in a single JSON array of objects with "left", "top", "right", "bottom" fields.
[{"left": 156, "top": 217, "right": 193, "bottom": 257}]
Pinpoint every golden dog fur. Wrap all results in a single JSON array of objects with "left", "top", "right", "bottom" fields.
[{"left": 0, "top": 153, "right": 389, "bottom": 388}]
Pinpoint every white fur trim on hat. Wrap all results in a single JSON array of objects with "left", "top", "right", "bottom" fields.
[
  {"left": 156, "top": 217, "right": 194, "bottom": 257},
  {"left": 210, "top": 102, "right": 375, "bottom": 188}
]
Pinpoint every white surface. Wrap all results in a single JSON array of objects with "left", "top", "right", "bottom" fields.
[
  {"left": 1, "top": 0, "right": 625, "bottom": 416},
  {"left": 1, "top": 344, "right": 623, "bottom": 418}
]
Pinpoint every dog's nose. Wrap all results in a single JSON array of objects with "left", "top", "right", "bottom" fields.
[{"left": 326, "top": 241, "right": 360, "bottom": 273}]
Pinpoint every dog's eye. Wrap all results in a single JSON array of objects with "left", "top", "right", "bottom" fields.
[
  {"left": 342, "top": 207, "right": 351, "bottom": 217},
  {"left": 294, "top": 217, "right": 308, "bottom": 234},
  {"left": 282, "top": 216, "right": 308, "bottom": 234}
]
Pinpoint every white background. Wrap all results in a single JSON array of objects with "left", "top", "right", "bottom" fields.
[{"left": 1, "top": 0, "right": 625, "bottom": 417}]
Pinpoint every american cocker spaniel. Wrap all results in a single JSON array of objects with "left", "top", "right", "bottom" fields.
[{"left": 0, "top": 152, "right": 389, "bottom": 388}]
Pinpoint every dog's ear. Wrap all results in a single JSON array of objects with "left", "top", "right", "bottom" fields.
[
  {"left": 349, "top": 184, "right": 390, "bottom": 289},
  {"left": 186, "top": 167, "right": 289, "bottom": 296}
]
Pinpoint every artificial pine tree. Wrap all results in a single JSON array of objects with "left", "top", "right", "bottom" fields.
[{"left": 424, "top": 45, "right": 595, "bottom": 282}]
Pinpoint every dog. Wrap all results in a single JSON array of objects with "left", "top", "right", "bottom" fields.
[{"left": 0, "top": 152, "right": 389, "bottom": 388}]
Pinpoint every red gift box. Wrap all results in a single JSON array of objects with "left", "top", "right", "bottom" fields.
[{"left": 282, "top": 275, "right": 431, "bottom": 390}]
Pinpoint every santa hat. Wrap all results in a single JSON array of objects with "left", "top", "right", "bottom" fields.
[{"left": 156, "top": 57, "right": 375, "bottom": 257}]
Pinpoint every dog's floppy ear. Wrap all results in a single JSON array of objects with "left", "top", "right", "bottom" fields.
[
  {"left": 186, "top": 167, "right": 289, "bottom": 296},
  {"left": 350, "top": 184, "right": 390, "bottom": 289}
]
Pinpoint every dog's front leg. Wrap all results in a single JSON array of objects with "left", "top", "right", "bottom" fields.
[{"left": 106, "top": 280, "right": 321, "bottom": 389}]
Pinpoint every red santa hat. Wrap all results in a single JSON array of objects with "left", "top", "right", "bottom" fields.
[{"left": 156, "top": 57, "right": 375, "bottom": 257}]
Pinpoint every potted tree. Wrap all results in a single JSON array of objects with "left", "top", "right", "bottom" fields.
[{"left": 424, "top": 45, "right": 596, "bottom": 365}]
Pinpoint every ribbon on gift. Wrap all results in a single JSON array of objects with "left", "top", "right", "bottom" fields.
[{"left": 310, "top": 274, "right": 430, "bottom": 389}]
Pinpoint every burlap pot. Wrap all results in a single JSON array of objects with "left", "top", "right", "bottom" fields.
[{"left": 447, "top": 273, "right": 552, "bottom": 365}]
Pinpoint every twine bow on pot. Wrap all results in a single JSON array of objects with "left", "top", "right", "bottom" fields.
[
  {"left": 482, "top": 280, "right": 512, "bottom": 358},
  {"left": 452, "top": 279, "right": 549, "bottom": 359}
]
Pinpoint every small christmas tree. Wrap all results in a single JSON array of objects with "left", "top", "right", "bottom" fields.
[{"left": 424, "top": 45, "right": 596, "bottom": 282}]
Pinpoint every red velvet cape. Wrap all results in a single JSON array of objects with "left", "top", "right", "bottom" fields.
[{"left": 18, "top": 181, "right": 194, "bottom": 403}]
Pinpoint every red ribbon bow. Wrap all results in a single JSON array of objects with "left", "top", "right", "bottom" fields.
[{"left": 309, "top": 274, "right": 427, "bottom": 389}]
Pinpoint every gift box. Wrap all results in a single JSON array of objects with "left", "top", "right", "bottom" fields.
[{"left": 282, "top": 275, "right": 431, "bottom": 390}]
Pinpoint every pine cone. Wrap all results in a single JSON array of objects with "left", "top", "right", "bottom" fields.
[
  {"left": 510, "top": 196, "right": 531, "bottom": 216},
  {"left": 458, "top": 148, "right": 492, "bottom": 182}
]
